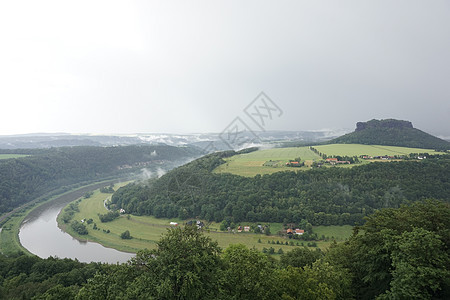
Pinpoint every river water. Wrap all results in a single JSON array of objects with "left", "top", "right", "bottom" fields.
[{"left": 19, "top": 186, "right": 134, "bottom": 264}]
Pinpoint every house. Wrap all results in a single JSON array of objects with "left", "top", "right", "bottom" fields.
[
  {"left": 244, "top": 226, "right": 250, "bottom": 232},
  {"left": 295, "top": 229, "right": 304, "bottom": 235},
  {"left": 119, "top": 208, "right": 126, "bottom": 214},
  {"left": 170, "top": 222, "right": 178, "bottom": 226},
  {"left": 326, "top": 158, "right": 338, "bottom": 165},
  {"left": 286, "top": 229, "right": 293, "bottom": 235},
  {"left": 237, "top": 226, "right": 242, "bottom": 232}
]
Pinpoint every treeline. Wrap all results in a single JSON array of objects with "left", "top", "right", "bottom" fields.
[
  {"left": 0, "top": 145, "right": 200, "bottom": 214},
  {"left": 111, "top": 152, "right": 450, "bottom": 225},
  {"left": 0, "top": 255, "right": 104, "bottom": 299},
  {"left": 0, "top": 200, "right": 448, "bottom": 299}
]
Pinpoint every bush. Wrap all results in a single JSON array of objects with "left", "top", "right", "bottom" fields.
[
  {"left": 120, "top": 230, "right": 132, "bottom": 239},
  {"left": 98, "top": 211, "right": 120, "bottom": 223},
  {"left": 71, "top": 221, "right": 88, "bottom": 235}
]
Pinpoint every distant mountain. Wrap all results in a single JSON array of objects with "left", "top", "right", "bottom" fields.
[
  {"left": 0, "top": 130, "right": 348, "bottom": 150},
  {"left": 329, "top": 119, "right": 450, "bottom": 150}
]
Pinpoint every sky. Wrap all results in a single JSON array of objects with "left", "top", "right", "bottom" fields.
[{"left": 0, "top": 0, "right": 449, "bottom": 138}]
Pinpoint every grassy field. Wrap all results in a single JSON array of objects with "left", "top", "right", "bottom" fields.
[
  {"left": 213, "top": 144, "right": 447, "bottom": 177},
  {"left": 61, "top": 188, "right": 352, "bottom": 254},
  {"left": 0, "top": 154, "right": 29, "bottom": 160},
  {"left": 214, "top": 147, "right": 322, "bottom": 177},
  {"left": 313, "top": 225, "right": 353, "bottom": 242},
  {"left": 0, "top": 210, "right": 34, "bottom": 256},
  {"left": 314, "top": 144, "right": 446, "bottom": 157}
]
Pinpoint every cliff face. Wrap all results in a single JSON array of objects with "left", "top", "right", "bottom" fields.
[{"left": 355, "top": 119, "right": 413, "bottom": 131}]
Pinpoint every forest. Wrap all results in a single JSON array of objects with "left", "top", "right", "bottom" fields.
[
  {"left": 0, "top": 200, "right": 448, "bottom": 299},
  {"left": 110, "top": 151, "right": 450, "bottom": 225},
  {"left": 0, "top": 145, "right": 199, "bottom": 215}
]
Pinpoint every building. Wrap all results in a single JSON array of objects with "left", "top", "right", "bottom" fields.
[{"left": 295, "top": 229, "right": 304, "bottom": 235}]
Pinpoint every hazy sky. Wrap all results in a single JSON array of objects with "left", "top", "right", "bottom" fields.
[{"left": 1, "top": 1, "right": 449, "bottom": 137}]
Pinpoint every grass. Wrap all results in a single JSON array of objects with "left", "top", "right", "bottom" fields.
[
  {"left": 313, "top": 225, "right": 353, "bottom": 242},
  {"left": 0, "top": 210, "right": 34, "bottom": 256},
  {"left": 61, "top": 189, "right": 352, "bottom": 254},
  {"left": 314, "top": 144, "right": 446, "bottom": 157},
  {"left": 213, "top": 144, "right": 447, "bottom": 177},
  {"left": 214, "top": 147, "right": 322, "bottom": 177},
  {"left": 0, "top": 154, "right": 30, "bottom": 160}
]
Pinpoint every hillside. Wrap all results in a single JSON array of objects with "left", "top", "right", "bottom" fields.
[
  {"left": 0, "top": 145, "right": 200, "bottom": 215},
  {"left": 111, "top": 151, "right": 450, "bottom": 226},
  {"left": 329, "top": 119, "right": 450, "bottom": 150}
]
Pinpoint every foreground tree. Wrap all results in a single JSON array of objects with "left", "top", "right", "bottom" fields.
[
  {"left": 327, "top": 199, "right": 450, "bottom": 299},
  {"left": 219, "top": 244, "right": 277, "bottom": 300}
]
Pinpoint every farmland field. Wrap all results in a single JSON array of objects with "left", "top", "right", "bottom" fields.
[
  {"left": 214, "top": 147, "right": 322, "bottom": 177},
  {"left": 0, "top": 154, "right": 29, "bottom": 160},
  {"left": 60, "top": 188, "right": 344, "bottom": 253},
  {"left": 213, "top": 144, "right": 447, "bottom": 177},
  {"left": 314, "top": 144, "right": 446, "bottom": 157}
]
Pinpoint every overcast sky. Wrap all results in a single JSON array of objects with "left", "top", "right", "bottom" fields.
[{"left": 1, "top": 1, "right": 449, "bottom": 137}]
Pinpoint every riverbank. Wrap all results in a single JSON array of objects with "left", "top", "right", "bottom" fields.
[
  {"left": 58, "top": 187, "right": 352, "bottom": 254},
  {"left": 0, "top": 179, "right": 123, "bottom": 257}
]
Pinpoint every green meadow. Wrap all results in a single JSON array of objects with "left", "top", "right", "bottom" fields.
[
  {"left": 314, "top": 144, "right": 446, "bottom": 157},
  {"left": 0, "top": 154, "right": 30, "bottom": 160},
  {"left": 61, "top": 188, "right": 352, "bottom": 254},
  {"left": 214, "top": 147, "right": 322, "bottom": 177},
  {"left": 213, "top": 144, "right": 447, "bottom": 177}
]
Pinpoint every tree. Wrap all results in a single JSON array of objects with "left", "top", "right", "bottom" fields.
[
  {"left": 120, "top": 230, "right": 131, "bottom": 239},
  {"left": 379, "top": 228, "right": 450, "bottom": 299},
  {"left": 130, "top": 225, "right": 222, "bottom": 299},
  {"left": 276, "top": 261, "right": 353, "bottom": 300},
  {"left": 280, "top": 247, "right": 323, "bottom": 268},
  {"left": 219, "top": 244, "right": 277, "bottom": 299}
]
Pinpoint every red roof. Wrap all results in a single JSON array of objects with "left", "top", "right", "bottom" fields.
[
  {"left": 326, "top": 158, "right": 338, "bottom": 161},
  {"left": 295, "top": 229, "right": 304, "bottom": 234}
]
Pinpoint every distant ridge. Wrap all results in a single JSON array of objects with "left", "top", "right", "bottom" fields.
[{"left": 329, "top": 119, "right": 450, "bottom": 150}]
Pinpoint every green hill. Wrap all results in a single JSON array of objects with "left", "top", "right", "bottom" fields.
[
  {"left": 111, "top": 150, "right": 450, "bottom": 226},
  {"left": 329, "top": 119, "right": 450, "bottom": 150}
]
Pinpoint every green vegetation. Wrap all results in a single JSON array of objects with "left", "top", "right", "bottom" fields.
[
  {"left": 0, "top": 210, "right": 33, "bottom": 257},
  {"left": 0, "top": 144, "right": 200, "bottom": 215},
  {"left": 330, "top": 118, "right": 450, "bottom": 150},
  {"left": 0, "top": 154, "right": 29, "bottom": 160},
  {"left": 314, "top": 143, "right": 446, "bottom": 157},
  {"left": 111, "top": 150, "right": 450, "bottom": 226},
  {"left": 71, "top": 220, "right": 88, "bottom": 235},
  {"left": 60, "top": 188, "right": 337, "bottom": 253},
  {"left": 1, "top": 200, "right": 448, "bottom": 299},
  {"left": 213, "top": 143, "right": 447, "bottom": 177},
  {"left": 120, "top": 230, "right": 132, "bottom": 239},
  {"left": 214, "top": 146, "right": 322, "bottom": 176},
  {"left": 313, "top": 225, "right": 353, "bottom": 241},
  {"left": 98, "top": 211, "right": 120, "bottom": 223},
  {"left": 0, "top": 180, "right": 125, "bottom": 257}
]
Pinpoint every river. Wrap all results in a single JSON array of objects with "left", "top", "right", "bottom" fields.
[{"left": 19, "top": 184, "right": 134, "bottom": 264}]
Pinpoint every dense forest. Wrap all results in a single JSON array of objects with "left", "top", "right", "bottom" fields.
[
  {"left": 0, "top": 145, "right": 200, "bottom": 215},
  {"left": 1, "top": 200, "right": 448, "bottom": 299},
  {"left": 110, "top": 151, "right": 450, "bottom": 225},
  {"left": 329, "top": 119, "right": 450, "bottom": 150}
]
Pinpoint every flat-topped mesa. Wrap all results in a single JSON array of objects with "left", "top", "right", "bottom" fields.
[{"left": 355, "top": 119, "right": 413, "bottom": 132}]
